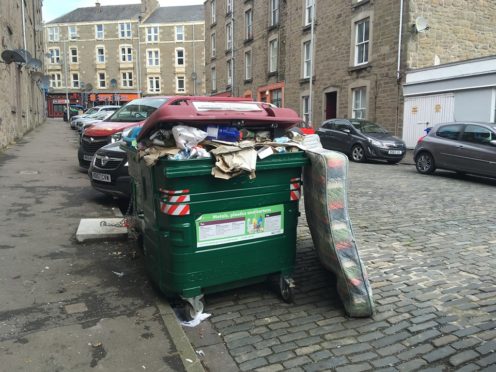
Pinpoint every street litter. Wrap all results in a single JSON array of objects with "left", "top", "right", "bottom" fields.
[
  {"left": 112, "top": 271, "right": 124, "bottom": 277},
  {"left": 180, "top": 312, "right": 211, "bottom": 328}
]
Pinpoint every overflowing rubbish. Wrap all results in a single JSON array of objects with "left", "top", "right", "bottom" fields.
[
  {"left": 303, "top": 149, "right": 374, "bottom": 317},
  {"left": 172, "top": 125, "right": 208, "bottom": 149}
]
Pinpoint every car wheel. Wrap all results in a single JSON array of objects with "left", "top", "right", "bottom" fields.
[
  {"left": 351, "top": 145, "right": 366, "bottom": 162},
  {"left": 415, "top": 152, "right": 436, "bottom": 174}
]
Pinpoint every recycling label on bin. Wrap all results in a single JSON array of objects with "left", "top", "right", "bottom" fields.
[{"left": 195, "top": 205, "right": 284, "bottom": 247}]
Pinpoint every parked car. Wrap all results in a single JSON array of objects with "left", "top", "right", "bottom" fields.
[
  {"left": 64, "top": 104, "right": 85, "bottom": 121},
  {"left": 70, "top": 105, "right": 120, "bottom": 129},
  {"left": 316, "top": 119, "right": 406, "bottom": 163},
  {"left": 88, "top": 138, "right": 132, "bottom": 199},
  {"left": 414, "top": 122, "right": 496, "bottom": 178},
  {"left": 76, "top": 111, "right": 114, "bottom": 133},
  {"left": 78, "top": 97, "right": 170, "bottom": 169}
]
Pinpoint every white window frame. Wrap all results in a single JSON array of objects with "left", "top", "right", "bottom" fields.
[
  {"left": 211, "top": 0, "right": 216, "bottom": 24},
  {"left": 121, "top": 71, "right": 133, "bottom": 88},
  {"left": 72, "top": 72, "right": 80, "bottom": 88},
  {"left": 226, "top": 22, "right": 233, "bottom": 50},
  {"left": 175, "top": 25, "right": 184, "bottom": 42},
  {"left": 175, "top": 48, "right": 185, "bottom": 66},
  {"left": 302, "top": 95, "right": 310, "bottom": 124},
  {"left": 227, "top": 59, "right": 233, "bottom": 86},
  {"left": 245, "top": 9, "right": 253, "bottom": 40},
  {"left": 355, "top": 18, "right": 370, "bottom": 66},
  {"left": 96, "top": 46, "right": 105, "bottom": 64},
  {"left": 119, "top": 23, "right": 132, "bottom": 39},
  {"left": 68, "top": 25, "right": 78, "bottom": 40},
  {"left": 50, "top": 73, "right": 61, "bottom": 88},
  {"left": 270, "top": 0, "right": 279, "bottom": 27},
  {"left": 70, "top": 47, "right": 78, "bottom": 63},
  {"left": 95, "top": 24, "right": 104, "bottom": 39},
  {"left": 211, "top": 33, "right": 216, "bottom": 58},
  {"left": 244, "top": 50, "right": 252, "bottom": 81},
  {"left": 146, "top": 26, "right": 159, "bottom": 42},
  {"left": 147, "top": 49, "right": 160, "bottom": 66},
  {"left": 268, "top": 38, "right": 278, "bottom": 73},
  {"left": 352, "top": 87, "right": 367, "bottom": 118},
  {"left": 49, "top": 48, "right": 60, "bottom": 64},
  {"left": 303, "top": 40, "right": 312, "bottom": 78},
  {"left": 47, "top": 27, "right": 59, "bottom": 42},
  {"left": 176, "top": 76, "right": 186, "bottom": 93},
  {"left": 147, "top": 76, "right": 161, "bottom": 93},
  {"left": 226, "top": 0, "right": 233, "bottom": 14},
  {"left": 211, "top": 66, "right": 217, "bottom": 91},
  {"left": 304, "top": 0, "right": 314, "bottom": 26},
  {"left": 120, "top": 45, "right": 133, "bottom": 63},
  {"left": 98, "top": 72, "right": 106, "bottom": 88}
]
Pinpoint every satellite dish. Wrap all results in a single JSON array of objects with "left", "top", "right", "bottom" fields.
[
  {"left": 31, "top": 71, "right": 44, "bottom": 81},
  {"left": 85, "top": 83, "right": 93, "bottom": 92},
  {"left": 110, "top": 79, "right": 117, "bottom": 88},
  {"left": 15, "top": 49, "right": 32, "bottom": 63},
  {"left": 40, "top": 76, "right": 50, "bottom": 89},
  {"left": 1, "top": 49, "right": 27, "bottom": 64},
  {"left": 27, "top": 58, "right": 42, "bottom": 71},
  {"left": 414, "top": 16, "right": 429, "bottom": 33}
]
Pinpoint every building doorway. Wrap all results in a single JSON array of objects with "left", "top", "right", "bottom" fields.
[{"left": 325, "top": 91, "right": 337, "bottom": 120}]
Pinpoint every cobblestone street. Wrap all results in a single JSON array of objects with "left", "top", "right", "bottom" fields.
[{"left": 186, "top": 162, "right": 496, "bottom": 371}]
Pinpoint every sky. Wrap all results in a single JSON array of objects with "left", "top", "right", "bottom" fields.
[{"left": 43, "top": 0, "right": 205, "bottom": 22}]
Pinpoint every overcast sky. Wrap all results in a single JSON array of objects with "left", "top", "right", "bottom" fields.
[{"left": 43, "top": 0, "right": 204, "bottom": 22}]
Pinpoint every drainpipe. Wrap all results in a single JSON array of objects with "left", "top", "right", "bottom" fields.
[
  {"left": 192, "top": 23, "right": 197, "bottom": 95},
  {"left": 231, "top": 1, "right": 235, "bottom": 97},
  {"left": 21, "top": 0, "right": 30, "bottom": 130},
  {"left": 64, "top": 40, "right": 70, "bottom": 118},
  {"left": 395, "top": 0, "right": 404, "bottom": 136},
  {"left": 137, "top": 16, "right": 142, "bottom": 97},
  {"left": 308, "top": 0, "right": 316, "bottom": 127}
]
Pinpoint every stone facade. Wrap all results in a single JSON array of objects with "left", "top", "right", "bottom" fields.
[
  {"left": 44, "top": 2, "right": 205, "bottom": 111},
  {"left": 205, "top": 0, "right": 496, "bottom": 135},
  {"left": 0, "top": 0, "right": 45, "bottom": 149}
]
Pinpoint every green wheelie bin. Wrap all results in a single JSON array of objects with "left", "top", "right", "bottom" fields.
[{"left": 126, "top": 98, "right": 308, "bottom": 318}]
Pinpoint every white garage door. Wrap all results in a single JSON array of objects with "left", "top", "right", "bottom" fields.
[{"left": 402, "top": 93, "right": 455, "bottom": 148}]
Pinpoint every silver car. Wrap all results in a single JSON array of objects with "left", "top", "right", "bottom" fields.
[{"left": 414, "top": 122, "right": 496, "bottom": 178}]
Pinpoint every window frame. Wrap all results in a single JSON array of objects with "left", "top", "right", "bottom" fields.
[
  {"left": 121, "top": 71, "right": 134, "bottom": 88},
  {"left": 302, "top": 95, "right": 310, "bottom": 124},
  {"left": 47, "top": 27, "right": 59, "bottom": 42},
  {"left": 120, "top": 45, "right": 133, "bottom": 63},
  {"left": 69, "top": 47, "right": 78, "bottom": 63},
  {"left": 226, "top": 0, "right": 233, "bottom": 14},
  {"left": 226, "top": 22, "right": 233, "bottom": 51},
  {"left": 355, "top": 18, "right": 370, "bottom": 66},
  {"left": 50, "top": 73, "right": 62, "bottom": 88},
  {"left": 147, "top": 76, "right": 161, "bottom": 93},
  {"left": 71, "top": 72, "right": 80, "bottom": 88},
  {"left": 211, "top": 32, "right": 216, "bottom": 58},
  {"left": 270, "top": 0, "right": 280, "bottom": 27},
  {"left": 175, "top": 48, "right": 185, "bottom": 66},
  {"left": 227, "top": 58, "right": 233, "bottom": 86},
  {"left": 146, "top": 49, "right": 160, "bottom": 67},
  {"left": 211, "top": 0, "right": 216, "bottom": 24},
  {"left": 68, "top": 25, "right": 77, "bottom": 40},
  {"left": 268, "top": 37, "right": 278, "bottom": 73},
  {"left": 352, "top": 87, "right": 367, "bottom": 119},
  {"left": 98, "top": 71, "right": 106, "bottom": 88},
  {"left": 303, "top": 40, "right": 312, "bottom": 79},
  {"left": 245, "top": 8, "right": 253, "bottom": 41},
  {"left": 175, "top": 25, "right": 184, "bottom": 42},
  {"left": 147, "top": 26, "right": 159, "bottom": 42},
  {"left": 119, "top": 22, "right": 132, "bottom": 39},
  {"left": 48, "top": 48, "right": 60, "bottom": 64},
  {"left": 176, "top": 76, "right": 186, "bottom": 93},
  {"left": 211, "top": 66, "right": 217, "bottom": 92},
  {"left": 96, "top": 46, "right": 105, "bottom": 64},
  {"left": 95, "top": 24, "right": 104, "bottom": 40},
  {"left": 244, "top": 50, "right": 252, "bottom": 81},
  {"left": 304, "top": 0, "right": 314, "bottom": 26}
]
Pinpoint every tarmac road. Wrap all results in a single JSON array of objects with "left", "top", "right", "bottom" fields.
[{"left": 0, "top": 119, "right": 201, "bottom": 372}]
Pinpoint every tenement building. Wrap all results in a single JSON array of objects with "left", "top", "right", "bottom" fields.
[
  {"left": 44, "top": 0, "right": 204, "bottom": 117},
  {"left": 0, "top": 0, "right": 45, "bottom": 149},
  {"left": 205, "top": 0, "right": 496, "bottom": 144}
]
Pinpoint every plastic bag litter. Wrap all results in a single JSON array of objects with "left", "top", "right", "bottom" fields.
[
  {"left": 172, "top": 125, "right": 208, "bottom": 150},
  {"left": 303, "top": 149, "right": 374, "bottom": 317},
  {"left": 170, "top": 146, "right": 211, "bottom": 160},
  {"left": 180, "top": 312, "right": 211, "bottom": 327}
]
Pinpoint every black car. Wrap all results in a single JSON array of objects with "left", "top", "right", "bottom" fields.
[
  {"left": 316, "top": 119, "right": 406, "bottom": 163},
  {"left": 88, "top": 141, "right": 131, "bottom": 199}
]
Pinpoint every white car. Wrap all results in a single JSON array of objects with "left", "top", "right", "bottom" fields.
[
  {"left": 70, "top": 105, "right": 120, "bottom": 129},
  {"left": 76, "top": 111, "right": 114, "bottom": 133}
]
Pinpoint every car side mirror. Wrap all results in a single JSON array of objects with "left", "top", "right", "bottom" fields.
[{"left": 490, "top": 140, "right": 496, "bottom": 147}]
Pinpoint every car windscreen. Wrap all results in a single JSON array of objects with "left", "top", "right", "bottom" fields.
[
  {"left": 107, "top": 98, "right": 168, "bottom": 122},
  {"left": 85, "top": 108, "right": 97, "bottom": 115},
  {"left": 350, "top": 120, "right": 388, "bottom": 134}
]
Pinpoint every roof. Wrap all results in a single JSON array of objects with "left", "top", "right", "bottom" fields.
[
  {"left": 48, "top": 4, "right": 141, "bottom": 24},
  {"left": 144, "top": 5, "right": 204, "bottom": 24},
  {"left": 48, "top": 4, "right": 204, "bottom": 25}
]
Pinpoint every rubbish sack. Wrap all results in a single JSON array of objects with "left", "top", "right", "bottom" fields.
[
  {"left": 303, "top": 149, "right": 374, "bottom": 317},
  {"left": 172, "top": 125, "right": 208, "bottom": 150}
]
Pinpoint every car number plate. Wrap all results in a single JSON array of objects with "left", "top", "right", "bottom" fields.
[
  {"left": 92, "top": 172, "right": 111, "bottom": 182},
  {"left": 388, "top": 150, "right": 403, "bottom": 155},
  {"left": 83, "top": 155, "right": 93, "bottom": 161}
]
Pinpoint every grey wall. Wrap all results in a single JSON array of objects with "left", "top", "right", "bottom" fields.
[{"left": 454, "top": 88, "right": 493, "bottom": 122}]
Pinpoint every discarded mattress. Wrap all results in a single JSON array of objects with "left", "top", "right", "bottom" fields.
[{"left": 303, "top": 149, "right": 374, "bottom": 317}]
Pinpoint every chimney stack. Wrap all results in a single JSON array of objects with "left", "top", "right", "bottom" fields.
[{"left": 95, "top": 2, "right": 101, "bottom": 12}]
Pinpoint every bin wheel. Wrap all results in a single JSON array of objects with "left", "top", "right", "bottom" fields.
[{"left": 279, "top": 276, "right": 295, "bottom": 304}]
